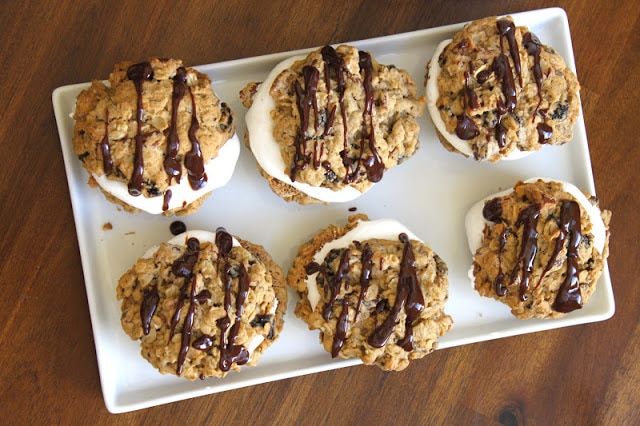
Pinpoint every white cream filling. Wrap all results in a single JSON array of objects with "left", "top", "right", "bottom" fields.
[
  {"left": 245, "top": 55, "right": 367, "bottom": 203},
  {"left": 305, "top": 218, "right": 421, "bottom": 311},
  {"left": 426, "top": 39, "right": 529, "bottom": 161},
  {"left": 93, "top": 133, "right": 240, "bottom": 214},
  {"left": 143, "top": 230, "right": 276, "bottom": 357},
  {"left": 465, "top": 178, "right": 607, "bottom": 282}
]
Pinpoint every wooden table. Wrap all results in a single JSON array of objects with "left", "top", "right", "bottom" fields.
[{"left": 1, "top": 0, "right": 638, "bottom": 423}]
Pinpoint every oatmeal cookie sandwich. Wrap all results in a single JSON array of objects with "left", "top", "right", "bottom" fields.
[
  {"left": 117, "top": 228, "right": 286, "bottom": 379},
  {"left": 72, "top": 58, "right": 240, "bottom": 215},
  {"left": 425, "top": 16, "right": 580, "bottom": 162},
  {"left": 241, "top": 45, "right": 425, "bottom": 204},
  {"left": 287, "top": 215, "right": 452, "bottom": 370}
]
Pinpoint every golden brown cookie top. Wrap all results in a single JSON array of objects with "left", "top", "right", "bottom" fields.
[
  {"left": 287, "top": 215, "right": 452, "bottom": 370},
  {"left": 242, "top": 45, "right": 425, "bottom": 203},
  {"left": 73, "top": 58, "right": 237, "bottom": 214},
  {"left": 470, "top": 179, "right": 611, "bottom": 319},
  {"left": 427, "top": 16, "right": 580, "bottom": 162},
  {"left": 116, "top": 229, "right": 286, "bottom": 379}
]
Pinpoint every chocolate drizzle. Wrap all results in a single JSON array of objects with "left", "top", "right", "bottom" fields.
[
  {"left": 354, "top": 51, "right": 384, "bottom": 183},
  {"left": 354, "top": 243, "right": 373, "bottom": 322},
  {"left": 452, "top": 21, "right": 555, "bottom": 154},
  {"left": 306, "top": 233, "right": 425, "bottom": 357},
  {"left": 482, "top": 20, "right": 520, "bottom": 151},
  {"left": 215, "top": 228, "right": 251, "bottom": 372},
  {"left": 141, "top": 285, "right": 159, "bottom": 335},
  {"left": 492, "top": 54, "right": 518, "bottom": 114},
  {"left": 484, "top": 195, "right": 586, "bottom": 313},
  {"left": 177, "top": 273, "right": 198, "bottom": 375},
  {"left": 368, "top": 233, "right": 424, "bottom": 349},
  {"left": 291, "top": 66, "right": 320, "bottom": 181},
  {"left": 523, "top": 32, "right": 544, "bottom": 115},
  {"left": 494, "top": 229, "right": 509, "bottom": 296},
  {"left": 455, "top": 71, "right": 480, "bottom": 140},
  {"left": 218, "top": 262, "right": 251, "bottom": 371},
  {"left": 482, "top": 198, "right": 503, "bottom": 222},
  {"left": 100, "top": 110, "right": 113, "bottom": 175},
  {"left": 537, "top": 123, "right": 553, "bottom": 144},
  {"left": 162, "top": 189, "right": 172, "bottom": 212},
  {"left": 135, "top": 230, "right": 258, "bottom": 376},
  {"left": 185, "top": 90, "right": 208, "bottom": 190},
  {"left": 511, "top": 204, "right": 541, "bottom": 301},
  {"left": 126, "top": 62, "right": 154, "bottom": 196},
  {"left": 164, "top": 237, "right": 202, "bottom": 375},
  {"left": 332, "top": 299, "right": 350, "bottom": 357},
  {"left": 321, "top": 46, "right": 348, "bottom": 151},
  {"left": 123, "top": 62, "right": 209, "bottom": 205},
  {"left": 323, "top": 249, "right": 351, "bottom": 322},
  {"left": 551, "top": 201, "right": 584, "bottom": 312},
  {"left": 164, "top": 67, "right": 187, "bottom": 184},
  {"left": 290, "top": 46, "right": 385, "bottom": 186},
  {"left": 497, "top": 19, "right": 523, "bottom": 86}
]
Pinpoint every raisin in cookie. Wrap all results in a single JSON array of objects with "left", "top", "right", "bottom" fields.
[
  {"left": 466, "top": 178, "right": 611, "bottom": 319},
  {"left": 425, "top": 16, "right": 580, "bottom": 162},
  {"left": 73, "top": 58, "right": 240, "bottom": 215},
  {"left": 287, "top": 215, "right": 452, "bottom": 370},
  {"left": 240, "top": 45, "right": 426, "bottom": 204},
  {"left": 117, "top": 229, "right": 286, "bottom": 379}
]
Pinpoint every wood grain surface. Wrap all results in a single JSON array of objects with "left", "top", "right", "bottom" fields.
[{"left": 1, "top": 0, "right": 638, "bottom": 423}]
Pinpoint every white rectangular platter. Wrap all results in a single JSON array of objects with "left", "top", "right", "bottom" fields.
[{"left": 52, "top": 7, "right": 614, "bottom": 414}]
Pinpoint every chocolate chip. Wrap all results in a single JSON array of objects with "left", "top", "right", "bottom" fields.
[
  {"left": 325, "top": 169, "right": 337, "bottom": 182},
  {"left": 250, "top": 315, "right": 272, "bottom": 327},
  {"left": 551, "top": 103, "right": 569, "bottom": 120},
  {"left": 169, "top": 221, "right": 186, "bottom": 235}
]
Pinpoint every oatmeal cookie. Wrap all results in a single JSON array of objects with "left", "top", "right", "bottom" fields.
[
  {"left": 241, "top": 45, "right": 426, "bottom": 204},
  {"left": 116, "top": 229, "right": 286, "bottom": 379},
  {"left": 72, "top": 58, "right": 240, "bottom": 215},
  {"left": 425, "top": 16, "right": 580, "bottom": 162},
  {"left": 466, "top": 178, "right": 611, "bottom": 319},
  {"left": 287, "top": 215, "right": 452, "bottom": 370}
]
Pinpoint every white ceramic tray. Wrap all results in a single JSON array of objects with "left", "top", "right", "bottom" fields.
[{"left": 52, "top": 7, "right": 614, "bottom": 414}]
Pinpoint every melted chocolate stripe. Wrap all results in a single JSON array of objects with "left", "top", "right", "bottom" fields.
[
  {"left": 332, "top": 299, "right": 349, "bottom": 358},
  {"left": 455, "top": 69, "right": 480, "bottom": 140},
  {"left": 368, "top": 233, "right": 424, "bottom": 350},
  {"left": 492, "top": 53, "right": 517, "bottom": 113},
  {"left": 307, "top": 233, "right": 426, "bottom": 356},
  {"left": 552, "top": 201, "right": 584, "bottom": 313},
  {"left": 322, "top": 249, "right": 351, "bottom": 321},
  {"left": 215, "top": 229, "right": 251, "bottom": 372},
  {"left": 126, "top": 62, "right": 154, "bottom": 196},
  {"left": 290, "top": 66, "right": 320, "bottom": 181},
  {"left": 168, "top": 238, "right": 201, "bottom": 344},
  {"left": 162, "top": 189, "right": 172, "bottom": 212},
  {"left": 511, "top": 205, "right": 541, "bottom": 301},
  {"left": 523, "top": 32, "right": 543, "bottom": 115},
  {"left": 358, "top": 51, "right": 384, "bottom": 183},
  {"left": 219, "top": 263, "right": 251, "bottom": 371},
  {"left": 497, "top": 19, "right": 522, "bottom": 86},
  {"left": 321, "top": 46, "right": 348, "bottom": 151},
  {"left": 354, "top": 243, "right": 373, "bottom": 322},
  {"left": 177, "top": 274, "right": 198, "bottom": 375},
  {"left": 100, "top": 110, "right": 113, "bottom": 175},
  {"left": 164, "top": 67, "right": 187, "bottom": 184},
  {"left": 494, "top": 228, "right": 508, "bottom": 296},
  {"left": 141, "top": 285, "right": 159, "bottom": 335},
  {"left": 164, "top": 237, "right": 202, "bottom": 375},
  {"left": 185, "top": 90, "right": 207, "bottom": 190}
]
